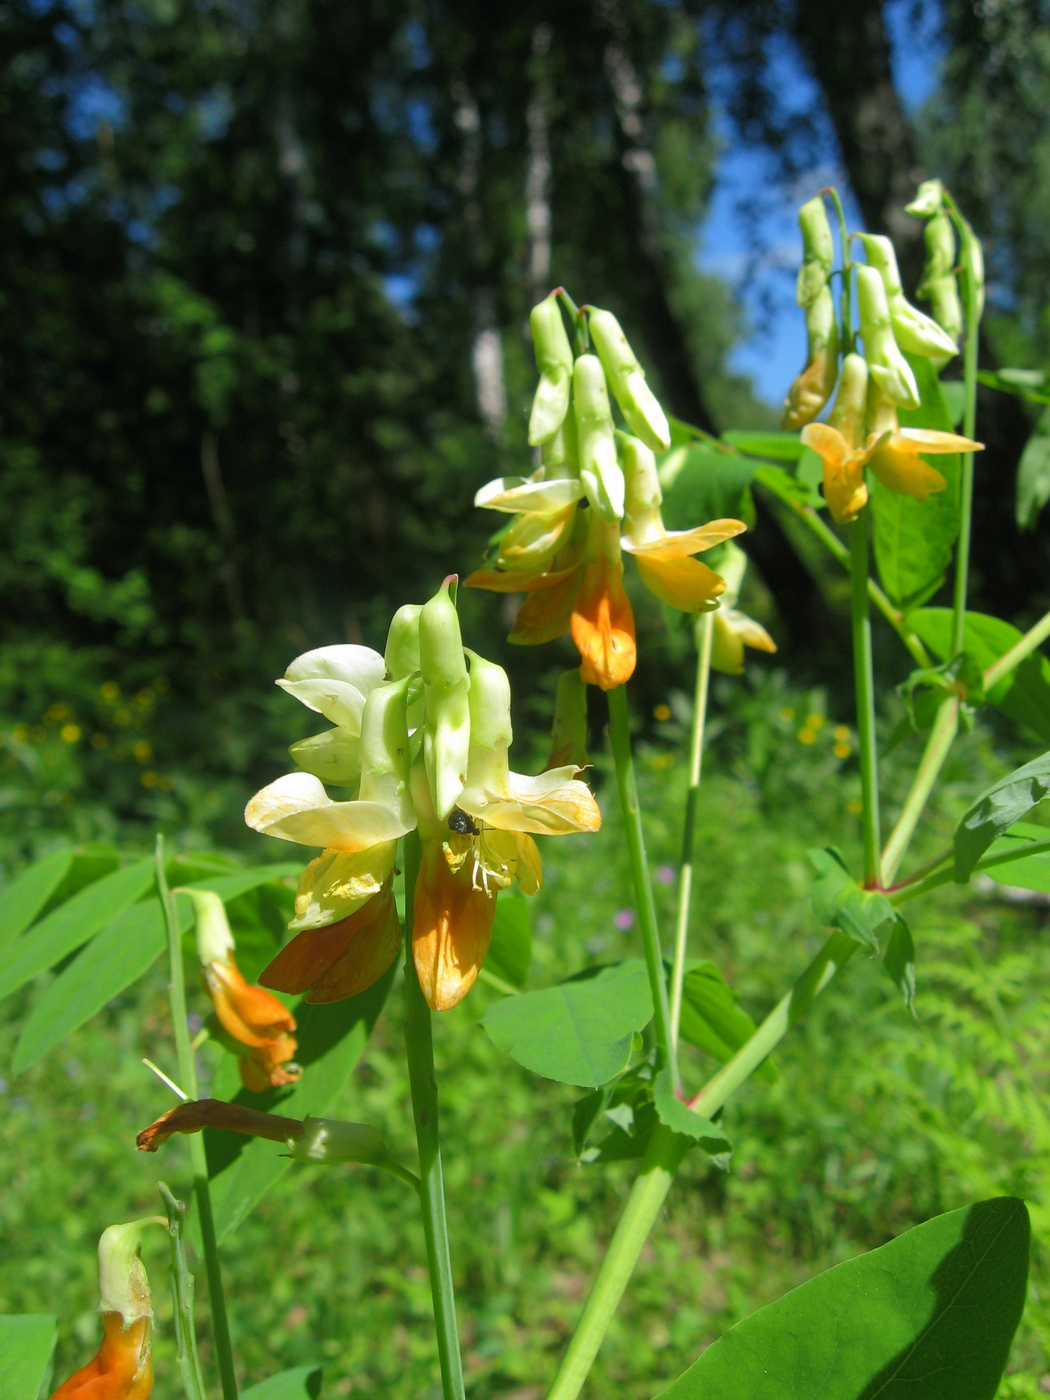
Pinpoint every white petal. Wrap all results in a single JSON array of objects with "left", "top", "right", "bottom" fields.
[
  {"left": 476, "top": 477, "right": 584, "bottom": 514},
  {"left": 459, "top": 768, "right": 601, "bottom": 835},
  {"left": 245, "top": 771, "right": 413, "bottom": 850},
  {"left": 284, "top": 644, "right": 386, "bottom": 693},
  {"left": 276, "top": 677, "right": 368, "bottom": 731}
]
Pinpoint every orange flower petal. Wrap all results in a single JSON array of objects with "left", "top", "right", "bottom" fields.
[
  {"left": 509, "top": 564, "right": 584, "bottom": 645},
  {"left": 205, "top": 955, "right": 297, "bottom": 1050},
  {"left": 634, "top": 553, "right": 725, "bottom": 613},
  {"left": 259, "top": 880, "right": 400, "bottom": 1004},
  {"left": 50, "top": 1314, "right": 152, "bottom": 1400},
  {"left": 571, "top": 554, "right": 636, "bottom": 689},
  {"left": 413, "top": 843, "right": 497, "bottom": 1011},
  {"left": 868, "top": 436, "right": 948, "bottom": 502},
  {"left": 137, "top": 1098, "right": 303, "bottom": 1152},
  {"left": 306, "top": 889, "right": 402, "bottom": 1003}
]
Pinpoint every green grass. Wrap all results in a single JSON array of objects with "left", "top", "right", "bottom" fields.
[{"left": 3, "top": 676, "right": 1050, "bottom": 1397}]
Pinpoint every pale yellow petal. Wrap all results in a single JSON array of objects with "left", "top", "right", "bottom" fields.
[
  {"left": 245, "top": 772, "right": 413, "bottom": 850},
  {"left": 894, "top": 428, "right": 984, "bottom": 454},
  {"left": 291, "top": 844, "right": 398, "bottom": 930},
  {"left": 475, "top": 477, "right": 584, "bottom": 514},
  {"left": 623, "top": 518, "right": 746, "bottom": 561}
]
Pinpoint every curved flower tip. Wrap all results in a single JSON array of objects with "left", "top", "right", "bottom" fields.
[
  {"left": 137, "top": 1099, "right": 304, "bottom": 1153},
  {"left": 571, "top": 552, "right": 636, "bottom": 690},
  {"left": 260, "top": 880, "right": 401, "bottom": 1004},
  {"left": 413, "top": 843, "right": 498, "bottom": 1011},
  {"left": 50, "top": 1314, "right": 152, "bottom": 1400},
  {"left": 203, "top": 954, "right": 300, "bottom": 1092}
]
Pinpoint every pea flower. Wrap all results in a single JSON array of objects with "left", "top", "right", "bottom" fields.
[
  {"left": 277, "top": 643, "right": 387, "bottom": 786},
  {"left": 857, "top": 233, "right": 958, "bottom": 361},
  {"left": 865, "top": 387, "right": 983, "bottom": 502},
  {"left": 183, "top": 889, "right": 300, "bottom": 1092},
  {"left": 708, "top": 543, "right": 776, "bottom": 675},
  {"left": 50, "top": 1220, "right": 161, "bottom": 1400}
]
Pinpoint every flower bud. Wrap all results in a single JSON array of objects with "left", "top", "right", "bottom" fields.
[
  {"left": 857, "top": 233, "right": 957, "bottom": 360},
  {"left": 290, "top": 1115, "right": 389, "bottom": 1166},
  {"left": 960, "top": 227, "right": 985, "bottom": 321},
  {"left": 419, "top": 579, "right": 471, "bottom": 819},
  {"left": 183, "top": 889, "right": 234, "bottom": 967},
  {"left": 528, "top": 294, "right": 574, "bottom": 445},
  {"left": 289, "top": 727, "right": 361, "bottom": 786},
  {"left": 796, "top": 196, "right": 834, "bottom": 307},
  {"left": 464, "top": 651, "right": 512, "bottom": 755},
  {"left": 356, "top": 676, "right": 414, "bottom": 829},
  {"left": 573, "top": 353, "right": 625, "bottom": 522},
  {"left": 827, "top": 352, "right": 869, "bottom": 451},
  {"left": 97, "top": 1221, "right": 160, "bottom": 1326},
  {"left": 541, "top": 410, "right": 579, "bottom": 480},
  {"left": 620, "top": 433, "right": 664, "bottom": 545},
  {"left": 586, "top": 308, "right": 670, "bottom": 452},
  {"left": 905, "top": 179, "right": 944, "bottom": 218},
  {"left": 547, "top": 668, "right": 589, "bottom": 770},
  {"left": 856, "top": 265, "right": 919, "bottom": 409},
  {"left": 384, "top": 604, "right": 422, "bottom": 680},
  {"left": 781, "top": 284, "right": 840, "bottom": 429}
]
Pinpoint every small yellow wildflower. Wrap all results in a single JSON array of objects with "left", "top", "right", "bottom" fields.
[
  {"left": 833, "top": 742, "right": 851, "bottom": 759},
  {"left": 798, "top": 728, "right": 816, "bottom": 745},
  {"left": 60, "top": 724, "right": 81, "bottom": 744},
  {"left": 653, "top": 704, "right": 672, "bottom": 722}
]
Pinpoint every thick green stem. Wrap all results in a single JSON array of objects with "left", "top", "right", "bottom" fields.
[
  {"left": 850, "top": 509, "right": 882, "bottom": 885},
  {"left": 607, "top": 683, "right": 678, "bottom": 1092},
  {"left": 984, "top": 606, "right": 1050, "bottom": 689},
  {"left": 880, "top": 695, "right": 959, "bottom": 885},
  {"left": 669, "top": 612, "right": 714, "bottom": 1045},
  {"left": 545, "top": 1126, "right": 689, "bottom": 1400},
  {"left": 155, "top": 837, "right": 238, "bottom": 1400},
  {"left": 401, "top": 831, "right": 465, "bottom": 1400},
  {"left": 951, "top": 236, "right": 981, "bottom": 658},
  {"left": 159, "top": 1183, "right": 208, "bottom": 1400}
]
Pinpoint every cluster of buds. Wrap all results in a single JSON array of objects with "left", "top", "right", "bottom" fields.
[
  {"left": 182, "top": 889, "right": 300, "bottom": 1093},
  {"left": 465, "top": 293, "right": 746, "bottom": 689},
  {"left": 781, "top": 191, "right": 983, "bottom": 524},
  {"left": 50, "top": 1220, "right": 161, "bottom": 1400},
  {"left": 245, "top": 581, "right": 600, "bottom": 1011}
]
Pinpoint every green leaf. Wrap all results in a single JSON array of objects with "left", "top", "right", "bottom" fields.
[
  {"left": 0, "top": 858, "right": 156, "bottom": 1003},
  {"left": 0, "top": 1315, "right": 57, "bottom": 1400},
  {"left": 240, "top": 1367, "right": 322, "bottom": 1400},
  {"left": 1016, "top": 406, "right": 1050, "bottom": 531},
  {"left": 487, "top": 893, "right": 532, "bottom": 989},
  {"left": 677, "top": 961, "right": 775, "bottom": 1085},
  {"left": 205, "top": 962, "right": 396, "bottom": 1242},
  {"left": 183, "top": 866, "right": 301, "bottom": 903},
  {"left": 941, "top": 379, "right": 966, "bottom": 426},
  {"left": 982, "top": 819, "right": 1050, "bottom": 893},
  {"left": 910, "top": 607, "right": 1050, "bottom": 743},
  {"left": 752, "top": 462, "right": 823, "bottom": 510},
  {"left": 480, "top": 960, "right": 653, "bottom": 1088},
  {"left": 720, "top": 430, "right": 804, "bottom": 462},
  {"left": 809, "top": 849, "right": 894, "bottom": 951},
  {"left": 977, "top": 367, "right": 1050, "bottom": 405},
  {"left": 0, "top": 850, "right": 74, "bottom": 953},
  {"left": 666, "top": 415, "right": 708, "bottom": 448},
  {"left": 655, "top": 1196, "right": 1029, "bottom": 1400},
  {"left": 652, "top": 1066, "right": 731, "bottom": 1163},
  {"left": 661, "top": 446, "right": 756, "bottom": 529},
  {"left": 870, "top": 354, "right": 960, "bottom": 611},
  {"left": 12, "top": 898, "right": 188, "bottom": 1074},
  {"left": 882, "top": 914, "right": 917, "bottom": 1012},
  {"left": 954, "top": 753, "right": 1050, "bottom": 881},
  {"left": 573, "top": 1061, "right": 658, "bottom": 1163}
]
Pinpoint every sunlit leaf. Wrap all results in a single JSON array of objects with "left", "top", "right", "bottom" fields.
[
  {"left": 720, "top": 429, "right": 805, "bottom": 462},
  {"left": 882, "top": 914, "right": 917, "bottom": 1011},
  {"left": 241, "top": 1367, "right": 322, "bottom": 1400},
  {"left": 954, "top": 752, "right": 1050, "bottom": 881},
  {"left": 0, "top": 1315, "right": 57, "bottom": 1400},
  {"left": 677, "top": 960, "right": 775, "bottom": 1084},
  {"left": 657, "top": 1197, "right": 1029, "bottom": 1400},
  {"left": 652, "top": 1066, "right": 731, "bottom": 1163},
  {"left": 661, "top": 446, "right": 756, "bottom": 528},
  {"left": 0, "top": 850, "right": 73, "bottom": 953},
  {"left": 487, "top": 893, "right": 532, "bottom": 989},
  {"left": 809, "top": 849, "right": 894, "bottom": 951},
  {"left": 982, "top": 819, "right": 1050, "bottom": 893},
  {"left": 1016, "top": 406, "right": 1050, "bottom": 531}
]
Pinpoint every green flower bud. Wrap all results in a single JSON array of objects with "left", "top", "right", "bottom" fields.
[
  {"left": 620, "top": 432, "right": 663, "bottom": 544},
  {"left": 586, "top": 308, "right": 670, "bottom": 452},
  {"left": 385, "top": 603, "right": 422, "bottom": 680},
  {"left": 781, "top": 284, "right": 840, "bottom": 429},
  {"left": 290, "top": 1115, "right": 389, "bottom": 1166},
  {"left": 827, "top": 352, "right": 869, "bottom": 451},
  {"left": 289, "top": 727, "right": 361, "bottom": 786},
  {"left": 547, "top": 668, "right": 589, "bottom": 770},
  {"left": 358, "top": 677, "right": 414, "bottom": 827},
  {"left": 419, "top": 579, "right": 470, "bottom": 819},
  {"left": 464, "top": 651, "right": 512, "bottom": 756},
  {"left": 796, "top": 196, "right": 834, "bottom": 307},
  {"left": 905, "top": 179, "right": 944, "bottom": 218},
  {"left": 541, "top": 410, "right": 579, "bottom": 480},
  {"left": 97, "top": 1220, "right": 163, "bottom": 1325},
  {"left": 857, "top": 233, "right": 957, "bottom": 360},
  {"left": 960, "top": 226, "right": 985, "bottom": 321},
  {"left": 573, "top": 353, "right": 624, "bottom": 522},
  {"left": 181, "top": 888, "right": 234, "bottom": 967},
  {"left": 528, "top": 294, "right": 574, "bottom": 446},
  {"left": 916, "top": 211, "right": 963, "bottom": 350},
  {"left": 856, "top": 265, "right": 919, "bottom": 409}
]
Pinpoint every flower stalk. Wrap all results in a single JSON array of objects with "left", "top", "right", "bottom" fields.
[
  {"left": 880, "top": 694, "right": 960, "bottom": 885},
  {"left": 849, "top": 508, "right": 882, "bottom": 886}
]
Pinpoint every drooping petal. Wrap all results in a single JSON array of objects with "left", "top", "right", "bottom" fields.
[
  {"left": 622, "top": 518, "right": 746, "bottom": 561},
  {"left": 635, "top": 553, "right": 726, "bottom": 613},
  {"left": 475, "top": 477, "right": 584, "bottom": 513},
  {"left": 290, "top": 843, "right": 397, "bottom": 929},
  {"left": 137, "top": 1099, "right": 304, "bottom": 1152},
  {"left": 868, "top": 435, "right": 949, "bottom": 502},
  {"left": 800, "top": 422, "right": 848, "bottom": 467},
  {"left": 509, "top": 564, "right": 585, "bottom": 646},
  {"left": 245, "top": 772, "right": 412, "bottom": 850},
  {"left": 203, "top": 955, "right": 300, "bottom": 1092},
  {"left": 239, "top": 1040, "right": 301, "bottom": 1094},
  {"left": 710, "top": 608, "right": 777, "bottom": 675},
  {"left": 413, "top": 843, "right": 497, "bottom": 1011},
  {"left": 260, "top": 881, "right": 400, "bottom": 1001},
  {"left": 275, "top": 677, "right": 370, "bottom": 732},
  {"left": 571, "top": 553, "right": 636, "bottom": 689},
  {"left": 460, "top": 768, "right": 601, "bottom": 835}
]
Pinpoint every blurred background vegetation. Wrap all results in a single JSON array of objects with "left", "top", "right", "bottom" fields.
[{"left": 5, "top": 0, "right": 1050, "bottom": 1394}]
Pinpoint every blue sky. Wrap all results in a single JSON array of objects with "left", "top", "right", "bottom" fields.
[{"left": 699, "top": 0, "right": 946, "bottom": 405}]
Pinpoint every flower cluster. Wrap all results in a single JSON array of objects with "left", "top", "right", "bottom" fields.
[
  {"left": 465, "top": 294, "right": 746, "bottom": 689},
  {"left": 245, "top": 581, "right": 601, "bottom": 1010},
  {"left": 782, "top": 193, "right": 983, "bottom": 524}
]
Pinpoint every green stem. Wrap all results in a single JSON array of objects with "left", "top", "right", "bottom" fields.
[
  {"left": 984, "top": 606, "right": 1050, "bottom": 689},
  {"left": 546, "top": 929, "right": 857, "bottom": 1400},
  {"left": 545, "top": 1126, "right": 689, "bottom": 1400},
  {"left": 892, "top": 838, "right": 1050, "bottom": 906},
  {"left": 753, "top": 468, "right": 931, "bottom": 668},
  {"left": 158, "top": 1183, "right": 208, "bottom": 1400},
  {"left": 669, "top": 612, "right": 714, "bottom": 1045},
  {"left": 401, "top": 831, "right": 465, "bottom": 1400},
  {"left": 950, "top": 228, "right": 981, "bottom": 658},
  {"left": 155, "top": 837, "right": 238, "bottom": 1400},
  {"left": 607, "top": 684, "right": 678, "bottom": 1092},
  {"left": 850, "top": 508, "right": 882, "bottom": 885},
  {"left": 880, "top": 695, "right": 959, "bottom": 885}
]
